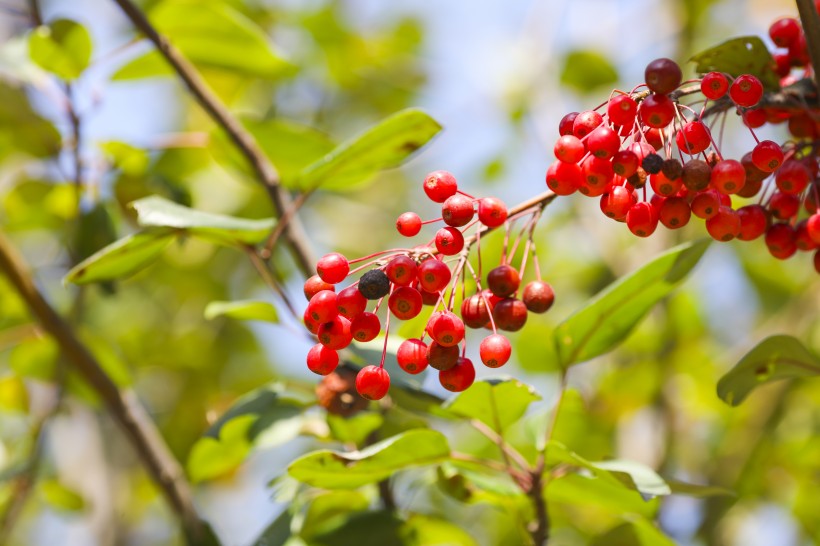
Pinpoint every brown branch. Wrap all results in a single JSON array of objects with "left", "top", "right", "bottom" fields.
[
  {"left": 108, "top": 0, "right": 315, "bottom": 275},
  {"left": 796, "top": 0, "right": 820, "bottom": 92},
  {"left": 0, "top": 230, "right": 206, "bottom": 542}
]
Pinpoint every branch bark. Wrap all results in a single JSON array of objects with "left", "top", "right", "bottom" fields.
[
  {"left": 796, "top": 0, "right": 820, "bottom": 92},
  {"left": 0, "top": 230, "right": 206, "bottom": 542},
  {"left": 108, "top": 0, "right": 315, "bottom": 275}
]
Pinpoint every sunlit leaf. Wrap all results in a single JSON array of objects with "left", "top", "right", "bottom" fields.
[
  {"left": 204, "top": 300, "right": 279, "bottom": 323},
  {"left": 112, "top": 1, "right": 293, "bottom": 80},
  {"left": 666, "top": 479, "right": 734, "bottom": 498},
  {"left": 64, "top": 228, "right": 175, "bottom": 284},
  {"left": 28, "top": 19, "right": 92, "bottom": 80},
  {"left": 0, "top": 83, "right": 61, "bottom": 159},
  {"left": 590, "top": 459, "right": 671, "bottom": 497},
  {"left": 242, "top": 119, "right": 335, "bottom": 185},
  {"left": 327, "top": 412, "right": 384, "bottom": 446},
  {"left": 690, "top": 36, "right": 779, "bottom": 90},
  {"left": 100, "top": 141, "right": 150, "bottom": 176},
  {"left": 0, "top": 375, "right": 28, "bottom": 412},
  {"left": 443, "top": 378, "right": 541, "bottom": 433},
  {"left": 205, "top": 384, "right": 308, "bottom": 442},
  {"left": 295, "top": 108, "right": 442, "bottom": 192},
  {"left": 554, "top": 239, "right": 710, "bottom": 367},
  {"left": 717, "top": 335, "right": 820, "bottom": 406},
  {"left": 288, "top": 429, "right": 450, "bottom": 489},
  {"left": 560, "top": 49, "right": 618, "bottom": 93},
  {"left": 305, "top": 511, "right": 477, "bottom": 546},
  {"left": 187, "top": 414, "right": 255, "bottom": 483},
  {"left": 39, "top": 479, "right": 86, "bottom": 513},
  {"left": 300, "top": 491, "right": 370, "bottom": 540},
  {"left": 591, "top": 516, "right": 676, "bottom": 546}
]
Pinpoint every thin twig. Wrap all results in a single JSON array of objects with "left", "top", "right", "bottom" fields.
[
  {"left": 0, "top": 231, "right": 205, "bottom": 541},
  {"left": 108, "top": 0, "right": 315, "bottom": 275},
  {"left": 64, "top": 83, "right": 83, "bottom": 206},
  {"left": 469, "top": 419, "right": 531, "bottom": 471},
  {"left": 796, "top": 0, "right": 820, "bottom": 92}
]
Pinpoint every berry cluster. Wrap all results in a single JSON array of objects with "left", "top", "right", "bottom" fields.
[
  {"left": 545, "top": 16, "right": 820, "bottom": 275},
  {"left": 303, "top": 172, "right": 555, "bottom": 400}
]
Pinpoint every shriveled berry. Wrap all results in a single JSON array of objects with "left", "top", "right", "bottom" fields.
[
  {"left": 396, "top": 212, "right": 422, "bottom": 237},
  {"left": 681, "top": 159, "right": 711, "bottom": 191},
  {"left": 522, "top": 280, "right": 555, "bottom": 313},
  {"left": 641, "top": 153, "right": 664, "bottom": 175},
  {"left": 358, "top": 269, "right": 390, "bottom": 300},
  {"left": 355, "top": 365, "right": 390, "bottom": 400},
  {"left": 316, "top": 252, "right": 350, "bottom": 284},
  {"left": 423, "top": 170, "right": 458, "bottom": 203},
  {"left": 479, "top": 334, "right": 512, "bottom": 368},
  {"left": 661, "top": 158, "right": 683, "bottom": 180},
  {"left": 397, "top": 338, "right": 428, "bottom": 374},
  {"left": 306, "top": 344, "right": 339, "bottom": 376},
  {"left": 304, "top": 275, "right": 335, "bottom": 301},
  {"left": 439, "top": 357, "right": 476, "bottom": 392},
  {"left": 350, "top": 312, "right": 380, "bottom": 342},
  {"left": 477, "top": 197, "right": 508, "bottom": 227}
]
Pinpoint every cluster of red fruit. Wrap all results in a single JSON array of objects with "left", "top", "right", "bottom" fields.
[
  {"left": 545, "top": 15, "right": 820, "bottom": 275},
  {"left": 302, "top": 171, "right": 555, "bottom": 400}
]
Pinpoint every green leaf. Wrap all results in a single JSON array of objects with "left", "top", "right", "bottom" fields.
[
  {"left": 112, "top": 1, "right": 292, "bottom": 80},
  {"left": 559, "top": 49, "right": 618, "bottom": 93},
  {"left": 295, "top": 108, "right": 442, "bottom": 191},
  {"left": 591, "top": 516, "right": 676, "bottom": 546},
  {"left": 306, "top": 511, "right": 477, "bottom": 546},
  {"left": 131, "top": 195, "right": 275, "bottom": 246},
  {"left": 100, "top": 141, "right": 150, "bottom": 176},
  {"left": 204, "top": 300, "right": 279, "bottom": 323},
  {"left": 300, "top": 491, "right": 370, "bottom": 540},
  {"left": 288, "top": 429, "right": 450, "bottom": 489},
  {"left": 590, "top": 459, "right": 671, "bottom": 497},
  {"left": 39, "top": 479, "right": 86, "bottom": 513},
  {"left": 554, "top": 239, "right": 710, "bottom": 367},
  {"left": 717, "top": 335, "right": 820, "bottom": 406},
  {"left": 666, "top": 479, "right": 735, "bottom": 498},
  {"left": 64, "top": 228, "right": 175, "bottom": 284},
  {"left": 187, "top": 414, "right": 255, "bottom": 483},
  {"left": 326, "top": 412, "right": 384, "bottom": 446},
  {"left": 690, "top": 36, "right": 779, "bottom": 90},
  {"left": 547, "top": 473, "right": 657, "bottom": 517},
  {"left": 443, "top": 378, "right": 541, "bottom": 433},
  {"left": 28, "top": 19, "right": 92, "bottom": 80},
  {"left": 243, "top": 119, "right": 335, "bottom": 186},
  {"left": 0, "top": 375, "right": 28, "bottom": 412},
  {"left": 205, "top": 384, "right": 307, "bottom": 442},
  {"left": 0, "top": 83, "right": 61, "bottom": 159}
]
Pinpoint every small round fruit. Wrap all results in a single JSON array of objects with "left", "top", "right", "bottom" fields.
[
  {"left": 522, "top": 281, "right": 555, "bottom": 313},
  {"left": 729, "top": 74, "right": 763, "bottom": 107},
  {"left": 435, "top": 226, "right": 465, "bottom": 255},
  {"left": 626, "top": 202, "right": 659, "bottom": 237},
  {"left": 355, "top": 365, "right": 390, "bottom": 400},
  {"left": 307, "top": 290, "right": 338, "bottom": 323},
  {"left": 417, "top": 259, "right": 451, "bottom": 292},
  {"left": 700, "top": 71, "right": 728, "bottom": 100},
  {"left": 461, "top": 293, "right": 491, "bottom": 328},
  {"left": 317, "top": 316, "right": 353, "bottom": 350},
  {"left": 439, "top": 357, "right": 476, "bottom": 392},
  {"left": 705, "top": 206, "right": 741, "bottom": 242},
  {"left": 316, "top": 253, "right": 349, "bottom": 284},
  {"left": 423, "top": 170, "right": 458, "bottom": 203},
  {"left": 645, "top": 58, "right": 682, "bottom": 95},
  {"left": 492, "top": 298, "right": 528, "bottom": 332},
  {"left": 396, "top": 338, "right": 428, "bottom": 374},
  {"left": 336, "top": 285, "right": 368, "bottom": 319},
  {"left": 358, "top": 269, "right": 391, "bottom": 300},
  {"left": 479, "top": 334, "right": 512, "bottom": 368},
  {"left": 388, "top": 286, "right": 423, "bottom": 320},
  {"left": 304, "top": 275, "right": 334, "bottom": 301},
  {"left": 427, "top": 341, "right": 459, "bottom": 371},
  {"left": 442, "top": 194, "right": 475, "bottom": 227},
  {"left": 477, "top": 197, "right": 508, "bottom": 227},
  {"left": 306, "top": 344, "right": 339, "bottom": 375},
  {"left": 396, "top": 212, "right": 422, "bottom": 237},
  {"left": 385, "top": 255, "right": 417, "bottom": 286},
  {"left": 350, "top": 312, "right": 381, "bottom": 342},
  {"left": 427, "top": 311, "right": 465, "bottom": 347},
  {"left": 486, "top": 265, "right": 521, "bottom": 298}
]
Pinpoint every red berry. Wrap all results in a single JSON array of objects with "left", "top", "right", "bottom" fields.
[
  {"left": 769, "top": 191, "right": 800, "bottom": 220},
  {"left": 316, "top": 253, "right": 350, "bottom": 284},
  {"left": 303, "top": 308, "right": 320, "bottom": 334},
  {"left": 427, "top": 341, "right": 459, "bottom": 371},
  {"left": 607, "top": 94, "right": 638, "bottom": 127},
  {"left": 487, "top": 265, "right": 521, "bottom": 298},
  {"left": 612, "top": 150, "right": 640, "bottom": 178},
  {"left": 423, "top": 170, "right": 458, "bottom": 203},
  {"left": 442, "top": 194, "right": 475, "bottom": 227},
  {"left": 650, "top": 171, "right": 682, "bottom": 197},
  {"left": 775, "top": 160, "right": 810, "bottom": 194},
  {"left": 439, "top": 357, "right": 476, "bottom": 392},
  {"left": 710, "top": 159, "right": 746, "bottom": 195},
  {"left": 461, "top": 293, "right": 491, "bottom": 328},
  {"left": 546, "top": 160, "right": 582, "bottom": 195},
  {"left": 477, "top": 197, "right": 508, "bottom": 227},
  {"left": 769, "top": 17, "right": 801, "bottom": 48},
  {"left": 388, "top": 286, "right": 423, "bottom": 320},
  {"left": 626, "top": 201, "right": 659, "bottom": 237},
  {"left": 418, "top": 259, "right": 451, "bottom": 292},
  {"left": 658, "top": 196, "right": 691, "bottom": 229},
  {"left": 676, "top": 121, "right": 711, "bottom": 155},
  {"left": 751, "top": 140, "right": 784, "bottom": 173},
  {"left": 304, "top": 275, "right": 334, "bottom": 301},
  {"left": 807, "top": 213, "right": 820, "bottom": 244},
  {"left": 645, "top": 58, "right": 682, "bottom": 95},
  {"left": 317, "top": 316, "right": 353, "bottom": 350},
  {"left": 558, "top": 112, "right": 579, "bottom": 136},
  {"left": 435, "top": 227, "right": 464, "bottom": 256},
  {"left": 396, "top": 338, "right": 428, "bottom": 374},
  {"left": 492, "top": 298, "right": 528, "bottom": 332},
  {"left": 355, "top": 365, "right": 390, "bottom": 400},
  {"left": 522, "top": 281, "right": 555, "bottom": 313},
  {"left": 427, "top": 311, "right": 465, "bottom": 347},
  {"left": 554, "top": 135, "right": 585, "bottom": 163},
  {"left": 307, "top": 290, "right": 338, "bottom": 323},
  {"left": 385, "top": 255, "right": 417, "bottom": 286},
  {"left": 691, "top": 189, "right": 727, "bottom": 219},
  {"left": 416, "top": 282, "right": 440, "bottom": 306},
  {"left": 743, "top": 108, "right": 767, "bottom": 128},
  {"left": 729, "top": 74, "right": 763, "bottom": 107},
  {"left": 600, "top": 186, "right": 636, "bottom": 220},
  {"left": 572, "top": 110, "right": 603, "bottom": 138},
  {"left": 700, "top": 71, "right": 728, "bottom": 100},
  {"left": 795, "top": 220, "right": 819, "bottom": 251},
  {"left": 306, "top": 344, "right": 339, "bottom": 375},
  {"left": 737, "top": 205, "right": 769, "bottom": 241},
  {"left": 581, "top": 155, "right": 614, "bottom": 194},
  {"left": 350, "top": 312, "right": 380, "bottom": 342},
  {"left": 765, "top": 223, "right": 798, "bottom": 259},
  {"left": 479, "top": 334, "right": 512, "bottom": 368},
  {"left": 587, "top": 126, "right": 621, "bottom": 159},
  {"left": 639, "top": 94, "right": 676, "bottom": 129},
  {"left": 706, "top": 206, "right": 741, "bottom": 242},
  {"left": 336, "top": 285, "right": 368, "bottom": 320},
  {"left": 396, "top": 212, "right": 422, "bottom": 237}
]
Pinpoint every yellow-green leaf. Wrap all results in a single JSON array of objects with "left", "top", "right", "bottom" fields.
[
  {"left": 204, "top": 300, "right": 279, "bottom": 323},
  {"left": 29, "top": 19, "right": 92, "bottom": 80}
]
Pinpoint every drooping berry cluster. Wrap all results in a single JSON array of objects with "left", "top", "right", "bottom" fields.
[
  {"left": 546, "top": 16, "right": 820, "bottom": 275},
  {"left": 303, "top": 171, "right": 555, "bottom": 400}
]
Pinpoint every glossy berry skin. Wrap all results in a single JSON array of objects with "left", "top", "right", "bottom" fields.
[
  {"left": 658, "top": 197, "right": 691, "bottom": 229},
  {"left": 396, "top": 338, "right": 428, "bottom": 374},
  {"left": 600, "top": 186, "right": 635, "bottom": 220},
  {"left": 751, "top": 140, "right": 784, "bottom": 172},
  {"left": 304, "top": 275, "right": 334, "bottom": 301},
  {"left": 558, "top": 112, "right": 579, "bottom": 136},
  {"left": 396, "top": 212, "right": 422, "bottom": 237},
  {"left": 427, "top": 341, "right": 459, "bottom": 371},
  {"left": 479, "top": 334, "right": 512, "bottom": 368},
  {"left": 691, "top": 190, "right": 723, "bottom": 220},
  {"left": 307, "top": 290, "right": 338, "bottom": 323},
  {"left": 355, "top": 365, "right": 390, "bottom": 400},
  {"left": 737, "top": 205, "right": 769, "bottom": 241},
  {"left": 388, "top": 286, "right": 423, "bottom": 320},
  {"left": 710, "top": 159, "right": 746, "bottom": 195},
  {"left": 765, "top": 223, "right": 798, "bottom": 260},
  {"left": 477, "top": 197, "right": 508, "bottom": 227},
  {"left": 644, "top": 58, "right": 682, "bottom": 95},
  {"left": 581, "top": 155, "right": 614, "bottom": 194},
  {"left": 492, "top": 298, "right": 528, "bottom": 332},
  {"left": 423, "top": 170, "right": 458, "bottom": 202},
  {"left": 775, "top": 160, "right": 810, "bottom": 194},
  {"left": 336, "top": 285, "right": 367, "bottom": 320},
  {"left": 439, "top": 357, "right": 476, "bottom": 392},
  {"left": 418, "top": 259, "right": 451, "bottom": 292},
  {"left": 303, "top": 308, "right": 320, "bottom": 335},
  {"left": 546, "top": 160, "right": 582, "bottom": 195},
  {"left": 701, "top": 71, "right": 728, "bottom": 100},
  {"left": 650, "top": 172, "right": 682, "bottom": 197},
  {"left": 522, "top": 281, "right": 555, "bottom": 313},
  {"left": 676, "top": 121, "right": 711, "bottom": 155},
  {"left": 442, "top": 194, "right": 475, "bottom": 227},
  {"left": 795, "top": 220, "right": 819, "bottom": 251},
  {"left": 639, "top": 94, "right": 675, "bottom": 129},
  {"left": 427, "top": 311, "right": 466, "bottom": 347},
  {"left": 706, "top": 206, "right": 741, "bottom": 242},
  {"left": 626, "top": 202, "right": 659, "bottom": 237},
  {"left": 769, "top": 17, "right": 801, "bottom": 48},
  {"left": 607, "top": 94, "right": 637, "bottom": 126},
  {"left": 729, "top": 74, "right": 763, "bottom": 107},
  {"left": 385, "top": 255, "right": 417, "bottom": 286},
  {"left": 487, "top": 265, "right": 521, "bottom": 298},
  {"left": 807, "top": 213, "right": 820, "bottom": 244},
  {"left": 316, "top": 253, "right": 350, "bottom": 284},
  {"left": 572, "top": 110, "right": 603, "bottom": 138},
  {"left": 435, "top": 226, "right": 465, "bottom": 256},
  {"left": 769, "top": 192, "right": 799, "bottom": 220},
  {"left": 554, "top": 135, "right": 585, "bottom": 164},
  {"left": 587, "top": 126, "right": 620, "bottom": 159},
  {"left": 306, "top": 344, "right": 339, "bottom": 376},
  {"left": 350, "top": 312, "right": 380, "bottom": 342},
  {"left": 612, "top": 150, "right": 639, "bottom": 178},
  {"left": 317, "top": 316, "right": 353, "bottom": 350},
  {"left": 461, "top": 293, "right": 491, "bottom": 328},
  {"left": 358, "top": 269, "right": 391, "bottom": 300}
]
